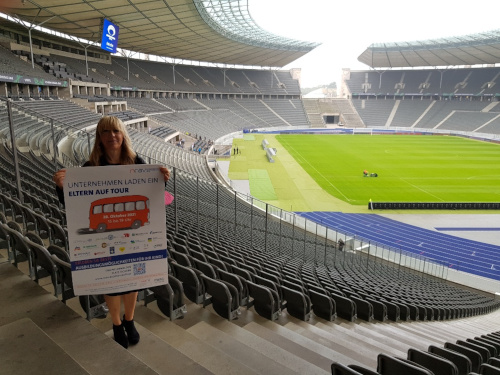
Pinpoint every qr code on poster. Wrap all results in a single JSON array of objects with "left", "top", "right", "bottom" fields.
[{"left": 133, "top": 262, "right": 146, "bottom": 275}]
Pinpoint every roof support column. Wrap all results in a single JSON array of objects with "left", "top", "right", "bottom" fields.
[{"left": 11, "top": 12, "right": 56, "bottom": 69}]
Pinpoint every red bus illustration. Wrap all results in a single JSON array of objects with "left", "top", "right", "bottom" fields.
[{"left": 89, "top": 195, "right": 150, "bottom": 233}]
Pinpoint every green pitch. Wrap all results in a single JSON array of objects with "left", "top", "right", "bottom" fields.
[
  {"left": 228, "top": 134, "right": 500, "bottom": 211},
  {"left": 276, "top": 134, "right": 500, "bottom": 205}
]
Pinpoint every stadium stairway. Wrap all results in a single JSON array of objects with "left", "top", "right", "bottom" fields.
[{"left": 3, "top": 254, "right": 500, "bottom": 375}]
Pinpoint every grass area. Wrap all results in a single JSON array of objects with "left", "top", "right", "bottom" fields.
[
  {"left": 248, "top": 169, "right": 277, "bottom": 200},
  {"left": 276, "top": 134, "right": 500, "bottom": 205},
  {"left": 228, "top": 134, "right": 349, "bottom": 212}
]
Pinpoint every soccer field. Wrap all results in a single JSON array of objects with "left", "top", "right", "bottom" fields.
[{"left": 276, "top": 134, "right": 500, "bottom": 206}]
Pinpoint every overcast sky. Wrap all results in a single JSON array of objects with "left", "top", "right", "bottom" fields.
[{"left": 249, "top": 0, "right": 500, "bottom": 88}]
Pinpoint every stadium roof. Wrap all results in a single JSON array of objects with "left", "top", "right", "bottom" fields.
[
  {"left": 0, "top": 0, "right": 319, "bottom": 67},
  {"left": 358, "top": 29, "right": 500, "bottom": 68}
]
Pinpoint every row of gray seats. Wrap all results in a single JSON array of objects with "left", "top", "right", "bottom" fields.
[{"left": 332, "top": 331, "right": 500, "bottom": 374}]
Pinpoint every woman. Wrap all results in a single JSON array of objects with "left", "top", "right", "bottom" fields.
[{"left": 53, "top": 116, "right": 170, "bottom": 349}]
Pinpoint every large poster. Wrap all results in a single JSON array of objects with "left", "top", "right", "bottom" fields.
[{"left": 64, "top": 164, "right": 168, "bottom": 295}]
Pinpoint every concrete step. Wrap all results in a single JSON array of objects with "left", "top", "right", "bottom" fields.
[
  {"left": 314, "top": 320, "right": 405, "bottom": 357},
  {"left": 188, "top": 320, "right": 294, "bottom": 375},
  {"left": 394, "top": 312, "right": 500, "bottom": 345},
  {"left": 243, "top": 320, "right": 337, "bottom": 374},
  {"left": 134, "top": 303, "right": 259, "bottom": 375},
  {"left": 332, "top": 321, "right": 407, "bottom": 353},
  {"left": 212, "top": 317, "right": 323, "bottom": 375},
  {"left": 0, "top": 318, "right": 89, "bottom": 375},
  {"left": 290, "top": 319, "right": 405, "bottom": 366},
  {"left": 0, "top": 263, "right": 159, "bottom": 375},
  {"left": 282, "top": 320, "right": 378, "bottom": 368},
  {"left": 104, "top": 318, "right": 213, "bottom": 375},
  {"left": 442, "top": 312, "right": 500, "bottom": 335},
  {"left": 356, "top": 321, "right": 431, "bottom": 350}
]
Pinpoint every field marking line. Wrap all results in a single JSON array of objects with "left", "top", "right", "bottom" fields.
[
  {"left": 399, "top": 178, "right": 445, "bottom": 201},
  {"left": 467, "top": 175, "right": 500, "bottom": 180},
  {"left": 278, "top": 137, "right": 352, "bottom": 202}
]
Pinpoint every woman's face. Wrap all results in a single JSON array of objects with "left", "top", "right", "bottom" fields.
[{"left": 100, "top": 128, "right": 123, "bottom": 153}]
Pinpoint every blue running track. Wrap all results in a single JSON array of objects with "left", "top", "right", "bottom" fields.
[{"left": 297, "top": 212, "right": 500, "bottom": 281}]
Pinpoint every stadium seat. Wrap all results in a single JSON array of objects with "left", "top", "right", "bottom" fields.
[
  {"left": 365, "top": 297, "right": 388, "bottom": 322},
  {"left": 145, "top": 275, "right": 186, "bottom": 321},
  {"left": 246, "top": 280, "right": 280, "bottom": 321},
  {"left": 309, "top": 289, "right": 336, "bottom": 321},
  {"left": 479, "top": 364, "right": 500, "bottom": 375},
  {"left": 217, "top": 269, "right": 250, "bottom": 307},
  {"left": 487, "top": 357, "right": 500, "bottom": 368},
  {"left": 347, "top": 364, "right": 379, "bottom": 375},
  {"left": 281, "top": 285, "right": 312, "bottom": 321},
  {"left": 200, "top": 274, "right": 240, "bottom": 320},
  {"left": 457, "top": 339, "right": 491, "bottom": 363},
  {"left": 3, "top": 222, "right": 34, "bottom": 277},
  {"left": 428, "top": 345, "right": 471, "bottom": 375},
  {"left": 377, "top": 354, "right": 434, "bottom": 375},
  {"left": 51, "top": 254, "right": 108, "bottom": 320},
  {"left": 350, "top": 296, "right": 373, "bottom": 322},
  {"left": 170, "top": 262, "right": 206, "bottom": 304},
  {"left": 444, "top": 342, "right": 482, "bottom": 373},
  {"left": 331, "top": 362, "right": 364, "bottom": 374},
  {"left": 407, "top": 348, "right": 459, "bottom": 375},
  {"left": 329, "top": 292, "right": 357, "bottom": 322}
]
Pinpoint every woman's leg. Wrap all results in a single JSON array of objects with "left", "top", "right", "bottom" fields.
[
  {"left": 122, "top": 291, "right": 138, "bottom": 321},
  {"left": 104, "top": 294, "right": 122, "bottom": 325},
  {"left": 104, "top": 294, "right": 128, "bottom": 348},
  {"left": 121, "top": 291, "right": 140, "bottom": 345}
]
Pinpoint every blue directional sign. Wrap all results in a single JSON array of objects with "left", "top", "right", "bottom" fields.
[{"left": 101, "top": 19, "right": 119, "bottom": 53}]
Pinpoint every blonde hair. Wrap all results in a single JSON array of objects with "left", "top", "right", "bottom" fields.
[{"left": 88, "top": 116, "right": 136, "bottom": 166}]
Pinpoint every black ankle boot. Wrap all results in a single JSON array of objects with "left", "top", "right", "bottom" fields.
[
  {"left": 122, "top": 315, "right": 140, "bottom": 345},
  {"left": 112, "top": 324, "right": 128, "bottom": 349}
]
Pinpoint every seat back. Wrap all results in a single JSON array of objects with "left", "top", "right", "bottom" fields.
[
  {"left": 3, "top": 222, "right": 33, "bottom": 276},
  {"left": 47, "top": 218, "right": 68, "bottom": 250},
  {"left": 281, "top": 285, "right": 312, "bottom": 321},
  {"left": 32, "top": 210, "right": 52, "bottom": 240},
  {"left": 377, "top": 354, "right": 434, "bottom": 375},
  {"left": 457, "top": 340, "right": 490, "bottom": 363},
  {"left": 330, "top": 292, "right": 357, "bottom": 321},
  {"left": 231, "top": 265, "right": 254, "bottom": 282},
  {"left": 331, "top": 362, "right": 364, "bottom": 374},
  {"left": 444, "top": 342, "right": 482, "bottom": 373},
  {"left": 25, "top": 237, "right": 58, "bottom": 292},
  {"left": 192, "top": 258, "right": 218, "bottom": 279},
  {"left": 25, "top": 238, "right": 57, "bottom": 280},
  {"left": 309, "top": 289, "right": 336, "bottom": 321},
  {"left": 169, "top": 249, "right": 192, "bottom": 267},
  {"left": 200, "top": 274, "right": 239, "bottom": 320},
  {"left": 487, "top": 357, "right": 500, "bottom": 368},
  {"left": 149, "top": 275, "right": 186, "bottom": 321},
  {"left": 218, "top": 269, "right": 249, "bottom": 307},
  {"left": 366, "top": 297, "right": 388, "bottom": 322},
  {"left": 428, "top": 345, "right": 471, "bottom": 375},
  {"left": 170, "top": 262, "right": 204, "bottom": 304},
  {"left": 246, "top": 280, "right": 280, "bottom": 321},
  {"left": 468, "top": 338, "right": 498, "bottom": 358},
  {"left": 47, "top": 244, "right": 70, "bottom": 263},
  {"left": 351, "top": 296, "right": 373, "bottom": 322},
  {"left": 206, "top": 255, "right": 228, "bottom": 272},
  {"left": 479, "top": 363, "right": 500, "bottom": 375},
  {"left": 407, "top": 348, "right": 458, "bottom": 375},
  {"left": 25, "top": 231, "right": 44, "bottom": 245},
  {"left": 347, "top": 364, "right": 380, "bottom": 375}
]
